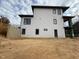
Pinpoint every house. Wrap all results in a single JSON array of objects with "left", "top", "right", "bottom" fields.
[
  {"left": 73, "top": 21, "right": 79, "bottom": 37},
  {"left": 63, "top": 16, "right": 74, "bottom": 37},
  {"left": 19, "top": 5, "right": 70, "bottom": 38}
]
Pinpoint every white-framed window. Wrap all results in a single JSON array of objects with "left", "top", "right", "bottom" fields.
[
  {"left": 53, "top": 9, "right": 56, "bottom": 14},
  {"left": 24, "top": 18, "right": 31, "bottom": 25},
  {"left": 22, "top": 29, "right": 25, "bottom": 35},
  {"left": 53, "top": 19, "right": 57, "bottom": 24},
  {"left": 44, "top": 28, "right": 48, "bottom": 31},
  {"left": 58, "top": 9, "right": 61, "bottom": 15}
]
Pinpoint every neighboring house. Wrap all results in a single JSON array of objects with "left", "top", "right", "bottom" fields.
[
  {"left": 19, "top": 5, "right": 70, "bottom": 38},
  {"left": 63, "top": 16, "right": 74, "bottom": 37},
  {"left": 73, "top": 21, "right": 79, "bottom": 37}
]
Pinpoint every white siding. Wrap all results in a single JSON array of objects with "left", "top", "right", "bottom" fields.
[{"left": 21, "top": 8, "right": 65, "bottom": 38}]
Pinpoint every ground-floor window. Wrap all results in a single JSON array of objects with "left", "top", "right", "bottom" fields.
[
  {"left": 36, "top": 29, "right": 39, "bottom": 35},
  {"left": 44, "top": 28, "right": 48, "bottom": 31},
  {"left": 54, "top": 29, "right": 58, "bottom": 37},
  {"left": 22, "top": 29, "right": 25, "bottom": 35}
]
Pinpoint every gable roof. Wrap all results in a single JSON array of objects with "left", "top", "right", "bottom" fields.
[{"left": 32, "top": 5, "right": 69, "bottom": 12}]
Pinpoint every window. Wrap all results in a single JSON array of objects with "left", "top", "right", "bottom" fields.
[
  {"left": 44, "top": 28, "right": 48, "bottom": 31},
  {"left": 24, "top": 18, "right": 31, "bottom": 25},
  {"left": 36, "top": 29, "right": 39, "bottom": 35},
  {"left": 53, "top": 19, "right": 57, "bottom": 24},
  {"left": 53, "top": 9, "right": 56, "bottom": 14},
  {"left": 22, "top": 29, "right": 25, "bottom": 35},
  {"left": 54, "top": 29, "right": 58, "bottom": 37},
  {"left": 18, "top": 27, "right": 21, "bottom": 29},
  {"left": 58, "top": 9, "right": 61, "bottom": 15}
]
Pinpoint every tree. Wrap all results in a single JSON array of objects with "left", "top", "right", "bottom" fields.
[{"left": 0, "top": 16, "right": 10, "bottom": 37}]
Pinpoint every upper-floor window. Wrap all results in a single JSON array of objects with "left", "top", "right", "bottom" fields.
[
  {"left": 53, "top": 19, "right": 57, "bottom": 24},
  {"left": 53, "top": 9, "right": 56, "bottom": 14},
  {"left": 58, "top": 9, "right": 61, "bottom": 15},
  {"left": 24, "top": 18, "right": 31, "bottom": 25}
]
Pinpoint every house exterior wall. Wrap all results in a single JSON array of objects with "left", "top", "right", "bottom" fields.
[{"left": 21, "top": 8, "right": 65, "bottom": 38}]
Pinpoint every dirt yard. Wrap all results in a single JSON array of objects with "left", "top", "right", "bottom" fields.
[{"left": 0, "top": 38, "right": 79, "bottom": 59}]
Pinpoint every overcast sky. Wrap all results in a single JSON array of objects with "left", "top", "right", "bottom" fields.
[{"left": 0, "top": 0, "right": 79, "bottom": 25}]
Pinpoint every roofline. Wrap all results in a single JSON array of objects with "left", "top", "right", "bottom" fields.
[
  {"left": 19, "top": 15, "right": 33, "bottom": 17},
  {"left": 63, "top": 16, "right": 75, "bottom": 18},
  {"left": 63, "top": 16, "right": 75, "bottom": 21},
  {"left": 32, "top": 5, "right": 69, "bottom": 12}
]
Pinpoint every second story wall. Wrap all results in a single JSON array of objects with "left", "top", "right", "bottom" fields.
[{"left": 32, "top": 8, "right": 64, "bottom": 29}]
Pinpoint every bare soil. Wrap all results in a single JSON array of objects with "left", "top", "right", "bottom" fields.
[{"left": 0, "top": 38, "right": 79, "bottom": 59}]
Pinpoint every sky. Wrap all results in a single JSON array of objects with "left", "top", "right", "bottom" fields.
[{"left": 0, "top": 0, "right": 79, "bottom": 25}]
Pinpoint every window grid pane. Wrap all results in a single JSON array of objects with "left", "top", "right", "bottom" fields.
[
  {"left": 58, "top": 9, "right": 61, "bottom": 15},
  {"left": 24, "top": 18, "right": 31, "bottom": 25},
  {"left": 44, "top": 28, "right": 48, "bottom": 31},
  {"left": 53, "top": 9, "right": 56, "bottom": 14},
  {"left": 53, "top": 19, "right": 57, "bottom": 24}
]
